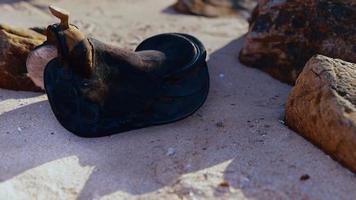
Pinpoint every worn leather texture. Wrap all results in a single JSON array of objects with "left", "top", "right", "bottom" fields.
[{"left": 44, "top": 33, "right": 209, "bottom": 137}]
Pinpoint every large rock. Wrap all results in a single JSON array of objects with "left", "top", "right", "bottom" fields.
[
  {"left": 239, "top": 0, "right": 356, "bottom": 84},
  {"left": 0, "top": 24, "right": 46, "bottom": 91},
  {"left": 174, "top": 0, "right": 257, "bottom": 17},
  {"left": 285, "top": 55, "right": 356, "bottom": 173}
]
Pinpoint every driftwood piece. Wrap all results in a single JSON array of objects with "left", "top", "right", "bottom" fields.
[{"left": 0, "top": 24, "right": 46, "bottom": 91}]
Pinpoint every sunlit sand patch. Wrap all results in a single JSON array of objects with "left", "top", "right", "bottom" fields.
[
  {"left": 0, "top": 95, "right": 47, "bottom": 114},
  {"left": 99, "top": 160, "right": 248, "bottom": 200},
  {"left": 0, "top": 156, "right": 94, "bottom": 200}
]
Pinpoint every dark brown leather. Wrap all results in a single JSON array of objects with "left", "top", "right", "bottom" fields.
[{"left": 43, "top": 26, "right": 209, "bottom": 137}]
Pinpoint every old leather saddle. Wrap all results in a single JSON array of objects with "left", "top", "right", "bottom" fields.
[{"left": 41, "top": 6, "right": 209, "bottom": 137}]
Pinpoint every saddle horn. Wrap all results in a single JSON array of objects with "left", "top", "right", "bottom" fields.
[{"left": 49, "top": 6, "right": 69, "bottom": 29}]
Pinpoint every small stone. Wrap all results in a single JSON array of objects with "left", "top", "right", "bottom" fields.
[
  {"left": 300, "top": 174, "right": 310, "bottom": 181},
  {"left": 219, "top": 182, "right": 230, "bottom": 188},
  {"left": 185, "top": 162, "right": 192, "bottom": 170},
  {"left": 203, "top": 173, "right": 208, "bottom": 180},
  {"left": 174, "top": 0, "right": 257, "bottom": 18},
  {"left": 216, "top": 122, "right": 224, "bottom": 128},
  {"left": 239, "top": 176, "right": 250, "bottom": 188},
  {"left": 166, "top": 147, "right": 176, "bottom": 156}
]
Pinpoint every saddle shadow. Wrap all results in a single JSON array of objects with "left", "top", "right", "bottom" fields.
[
  {"left": 0, "top": 0, "right": 31, "bottom": 4},
  {"left": 0, "top": 89, "right": 43, "bottom": 101},
  {"left": 0, "top": 96, "right": 237, "bottom": 198}
]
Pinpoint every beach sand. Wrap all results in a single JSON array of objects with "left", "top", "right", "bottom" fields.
[{"left": 0, "top": 0, "right": 355, "bottom": 199}]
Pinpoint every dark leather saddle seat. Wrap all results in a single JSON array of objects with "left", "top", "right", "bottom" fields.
[{"left": 44, "top": 32, "right": 209, "bottom": 137}]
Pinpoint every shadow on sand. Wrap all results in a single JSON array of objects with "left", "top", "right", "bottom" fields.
[{"left": 0, "top": 0, "right": 31, "bottom": 4}]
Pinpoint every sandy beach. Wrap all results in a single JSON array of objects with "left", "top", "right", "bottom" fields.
[{"left": 0, "top": 0, "right": 355, "bottom": 199}]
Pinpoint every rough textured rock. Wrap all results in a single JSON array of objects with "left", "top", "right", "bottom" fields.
[
  {"left": 174, "top": 0, "right": 257, "bottom": 17},
  {"left": 239, "top": 0, "right": 356, "bottom": 84},
  {"left": 0, "top": 24, "right": 46, "bottom": 91},
  {"left": 285, "top": 55, "right": 356, "bottom": 173}
]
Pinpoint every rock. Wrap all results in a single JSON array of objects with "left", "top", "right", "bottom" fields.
[
  {"left": 239, "top": 0, "right": 356, "bottom": 84},
  {"left": 174, "top": 0, "right": 257, "bottom": 17},
  {"left": 0, "top": 24, "right": 46, "bottom": 91},
  {"left": 285, "top": 55, "right": 356, "bottom": 173}
]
